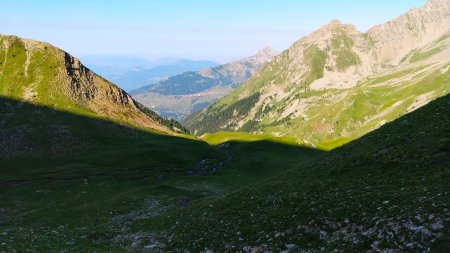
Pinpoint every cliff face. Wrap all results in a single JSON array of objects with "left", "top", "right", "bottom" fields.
[
  {"left": 367, "top": 0, "right": 450, "bottom": 64},
  {"left": 0, "top": 35, "right": 182, "bottom": 134},
  {"left": 268, "top": 0, "right": 450, "bottom": 90}
]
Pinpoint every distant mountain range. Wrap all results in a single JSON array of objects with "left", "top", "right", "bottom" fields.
[
  {"left": 111, "top": 60, "right": 218, "bottom": 91},
  {"left": 185, "top": 0, "right": 450, "bottom": 147},
  {"left": 82, "top": 56, "right": 218, "bottom": 91},
  {"left": 80, "top": 55, "right": 158, "bottom": 80},
  {"left": 130, "top": 47, "right": 278, "bottom": 120}
]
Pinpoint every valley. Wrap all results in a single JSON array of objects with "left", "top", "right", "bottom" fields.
[
  {"left": 1, "top": 79, "right": 449, "bottom": 252},
  {"left": 0, "top": 0, "right": 449, "bottom": 252},
  {"left": 0, "top": 97, "right": 319, "bottom": 252}
]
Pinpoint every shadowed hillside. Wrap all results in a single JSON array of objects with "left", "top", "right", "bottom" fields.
[
  {"left": 133, "top": 93, "right": 450, "bottom": 252},
  {"left": 1, "top": 1, "right": 449, "bottom": 252},
  {"left": 0, "top": 97, "right": 320, "bottom": 252}
]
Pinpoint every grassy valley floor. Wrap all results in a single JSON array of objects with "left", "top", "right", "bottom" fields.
[
  {"left": 0, "top": 97, "right": 320, "bottom": 252},
  {"left": 1, "top": 94, "right": 449, "bottom": 251}
]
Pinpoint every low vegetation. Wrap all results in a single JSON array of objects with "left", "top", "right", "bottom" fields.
[
  {"left": 133, "top": 93, "right": 450, "bottom": 252},
  {"left": 1, "top": 2, "right": 449, "bottom": 251}
]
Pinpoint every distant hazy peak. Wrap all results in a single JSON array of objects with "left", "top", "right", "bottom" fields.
[
  {"left": 255, "top": 47, "right": 278, "bottom": 58},
  {"left": 238, "top": 47, "right": 279, "bottom": 67},
  {"left": 198, "top": 47, "right": 278, "bottom": 73}
]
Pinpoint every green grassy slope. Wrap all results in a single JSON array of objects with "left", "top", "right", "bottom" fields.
[
  {"left": 0, "top": 97, "right": 320, "bottom": 252},
  {"left": 201, "top": 131, "right": 304, "bottom": 146},
  {"left": 0, "top": 34, "right": 184, "bottom": 134},
  {"left": 133, "top": 93, "right": 450, "bottom": 252}
]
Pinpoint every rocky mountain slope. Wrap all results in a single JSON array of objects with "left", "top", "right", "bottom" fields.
[
  {"left": 130, "top": 47, "right": 278, "bottom": 120},
  {"left": 144, "top": 88, "right": 450, "bottom": 252},
  {"left": 185, "top": 0, "right": 450, "bottom": 147},
  {"left": 0, "top": 34, "right": 186, "bottom": 137}
]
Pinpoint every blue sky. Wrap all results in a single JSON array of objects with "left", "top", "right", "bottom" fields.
[{"left": 0, "top": 0, "right": 426, "bottom": 63}]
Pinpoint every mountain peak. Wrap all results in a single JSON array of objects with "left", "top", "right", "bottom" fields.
[
  {"left": 327, "top": 19, "right": 343, "bottom": 26},
  {"left": 243, "top": 47, "right": 278, "bottom": 66},
  {"left": 257, "top": 46, "right": 277, "bottom": 54},
  {"left": 255, "top": 47, "right": 278, "bottom": 58},
  {"left": 186, "top": 0, "right": 450, "bottom": 144},
  {"left": 315, "top": 19, "right": 358, "bottom": 33}
]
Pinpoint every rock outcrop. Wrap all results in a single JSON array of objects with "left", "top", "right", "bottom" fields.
[{"left": 367, "top": 0, "right": 450, "bottom": 64}]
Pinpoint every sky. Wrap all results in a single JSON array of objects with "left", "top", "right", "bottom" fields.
[{"left": 0, "top": 0, "right": 427, "bottom": 63}]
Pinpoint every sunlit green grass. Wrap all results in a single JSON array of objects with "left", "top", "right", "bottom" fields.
[{"left": 201, "top": 131, "right": 304, "bottom": 146}]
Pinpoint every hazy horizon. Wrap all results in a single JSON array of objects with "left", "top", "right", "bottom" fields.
[{"left": 1, "top": 0, "right": 426, "bottom": 63}]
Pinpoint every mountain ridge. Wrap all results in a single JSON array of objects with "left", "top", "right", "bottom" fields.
[
  {"left": 1, "top": 1, "right": 450, "bottom": 252},
  {"left": 185, "top": 0, "right": 450, "bottom": 146},
  {"left": 130, "top": 47, "right": 278, "bottom": 119},
  {"left": 108, "top": 59, "right": 218, "bottom": 91},
  {"left": 0, "top": 34, "right": 185, "bottom": 135}
]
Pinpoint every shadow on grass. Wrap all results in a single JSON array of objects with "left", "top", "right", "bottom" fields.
[
  {"left": 0, "top": 96, "right": 221, "bottom": 181},
  {"left": 0, "top": 95, "right": 323, "bottom": 184}
]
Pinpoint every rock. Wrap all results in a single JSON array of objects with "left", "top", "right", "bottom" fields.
[
  {"left": 319, "top": 230, "right": 328, "bottom": 239},
  {"left": 144, "top": 244, "right": 158, "bottom": 250},
  {"left": 250, "top": 246, "right": 263, "bottom": 253},
  {"left": 286, "top": 243, "right": 297, "bottom": 250},
  {"left": 243, "top": 246, "right": 251, "bottom": 252}
]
